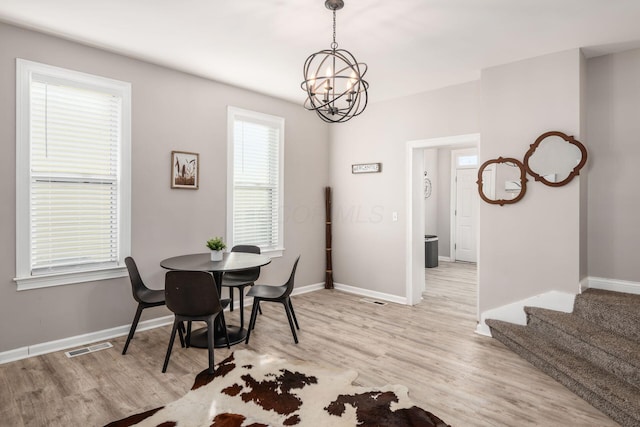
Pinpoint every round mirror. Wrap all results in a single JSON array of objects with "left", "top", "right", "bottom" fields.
[
  {"left": 477, "top": 157, "right": 528, "bottom": 206},
  {"left": 524, "top": 131, "right": 587, "bottom": 187}
]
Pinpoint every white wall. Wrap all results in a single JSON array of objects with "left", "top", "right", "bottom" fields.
[
  {"left": 423, "top": 149, "right": 438, "bottom": 235},
  {"left": 329, "top": 82, "right": 480, "bottom": 297},
  {"left": 586, "top": 48, "right": 640, "bottom": 283},
  {"left": 437, "top": 149, "right": 452, "bottom": 257},
  {"left": 479, "top": 49, "right": 584, "bottom": 314},
  {"left": 0, "top": 22, "right": 329, "bottom": 353}
]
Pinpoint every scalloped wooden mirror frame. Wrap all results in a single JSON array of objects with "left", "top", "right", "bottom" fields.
[
  {"left": 477, "top": 157, "right": 528, "bottom": 206},
  {"left": 523, "top": 131, "right": 587, "bottom": 187}
]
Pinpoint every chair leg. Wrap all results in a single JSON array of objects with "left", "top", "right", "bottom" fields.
[
  {"left": 206, "top": 318, "right": 215, "bottom": 374},
  {"left": 162, "top": 319, "right": 179, "bottom": 373},
  {"left": 186, "top": 321, "right": 192, "bottom": 348},
  {"left": 178, "top": 322, "right": 186, "bottom": 348},
  {"left": 218, "top": 312, "right": 231, "bottom": 349},
  {"left": 250, "top": 284, "right": 263, "bottom": 315},
  {"left": 238, "top": 286, "right": 245, "bottom": 328},
  {"left": 283, "top": 300, "right": 299, "bottom": 344},
  {"left": 229, "top": 287, "right": 234, "bottom": 312},
  {"left": 288, "top": 298, "right": 300, "bottom": 330},
  {"left": 251, "top": 285, "right": 263, "bottom": 315},
  {"left": 122, "top": 304, "right": 144, "bottom": 355},
  {"left": 245, "top": 299, "right": 260, "bottom": 344}
]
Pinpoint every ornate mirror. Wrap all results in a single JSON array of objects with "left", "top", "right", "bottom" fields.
[
  {"left": 477, "top": 157, "right": 528, "bottom": 206},
  {"left": 523, "top": 131, "right": 587, "bottom": 187}
]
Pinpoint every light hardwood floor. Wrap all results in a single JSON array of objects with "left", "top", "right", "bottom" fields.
[{"left": 0, "top": 261, "right": 619, "bottom": 426}]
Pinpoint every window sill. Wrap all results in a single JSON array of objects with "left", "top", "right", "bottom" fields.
[
  {"left": 263, "top": 248, "right": 284, "bottom": 258},
  {"left": 14, "top": 266, "right": 128, "bottom": 291}
]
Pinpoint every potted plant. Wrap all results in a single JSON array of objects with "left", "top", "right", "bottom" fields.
[{"left": 206, "top": 237, "right": 226, "bottom": 261}]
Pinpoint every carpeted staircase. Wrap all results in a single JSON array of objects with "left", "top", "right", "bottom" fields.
[{"left": 486, "top": 289, "right": 640, "bottom": 427}]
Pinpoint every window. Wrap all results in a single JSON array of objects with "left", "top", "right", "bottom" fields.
[
  {"left": 227, "top": 107, "right": 284, "bottom": 256},
  {"left": 15, "top": 59, "right": 131, "bottom": 290},
  {"left": 457, "top": 154, "right": 478, "bottom": 167}
]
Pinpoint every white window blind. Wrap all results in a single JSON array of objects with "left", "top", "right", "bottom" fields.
[
  {"left": 228, "top": 107, "right": 284, "bottom": 253},
  {"left": 30, "top": 80, "right": 120, "bottom": 273},
  {"left": 16, "top": 59, "right": 131, "bottom": 289}
]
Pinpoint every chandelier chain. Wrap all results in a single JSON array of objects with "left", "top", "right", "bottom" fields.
[{"left": 332, "top": 9, "right": 337, "bottom": 49}]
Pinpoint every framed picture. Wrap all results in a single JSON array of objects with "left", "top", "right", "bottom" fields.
[{"left": 171, "top": 151, "right": 199, "bottom": 189}]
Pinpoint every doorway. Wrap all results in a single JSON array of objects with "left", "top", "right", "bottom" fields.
[
  {"left": 451, "top": 148, "right": 479, "bottom": 263},
  {"left": 405, "top": 134, "right": 480, "bottom": 308}
]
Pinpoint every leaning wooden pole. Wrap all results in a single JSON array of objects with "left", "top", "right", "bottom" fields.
[{"left": 324, "top": 186, "right": 334, "bottom": 289}]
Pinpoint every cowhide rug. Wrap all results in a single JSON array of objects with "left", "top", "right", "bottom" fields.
[{"left": 107, "top": 349, "right": 449, "bottom": 427}]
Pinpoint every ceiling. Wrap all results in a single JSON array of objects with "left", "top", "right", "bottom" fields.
[{"left": 2, "top": 0, "right": 640, "bottom": 105}]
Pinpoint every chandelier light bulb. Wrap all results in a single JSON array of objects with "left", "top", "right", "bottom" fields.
[
  {"left": 325, "top": 65, "right": 333, "bottom": 79},
  {"left": 309, "top": 73, "right": 316, "bottom": 95}
]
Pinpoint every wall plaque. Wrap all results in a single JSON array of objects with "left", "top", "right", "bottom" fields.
[{"left": 352, "top": 163, "right": 382, "bottom": 174}]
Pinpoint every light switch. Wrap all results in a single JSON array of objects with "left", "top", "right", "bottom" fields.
[{"left": 392, "top": 211, "right": 398, "bottom": 222}]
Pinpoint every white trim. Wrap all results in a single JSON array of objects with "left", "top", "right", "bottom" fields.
[
  {"left": 15, "top": 266, "right": 128, "bottom": 291},
  {"left": 449, "top": 151, "right": 457, "bottom": 261},
  {"left": 475, "top": 322, "right": 492, "bottom": 337},
  {"left": 579, "top": 276, "right": 590, "bottom": 293},
  {"left": 292, "top": 282, "right": 326, "bottom": 296},
  {"left": 438, "top": 256, "right": 452, "bottom": 262},
  {"left": 583, "top": 276, "right": 640, "bottom": 295},
  {"left": 2, "top": 284, "right": 328, "bottom": 363},
  {"left": 477, "top": 278, "right": 640, "bottom": 337},
  {"left": 226, "top": 106, "right": 285, "bottom": 252},
  {"left": 405, "top": 133, "right": 480, "bottom": 306},
  {"left": 475, "top": 290, "right": 576, "bottom": 336},
  {"left": 226, "top": 108, "right": 234, "bottom": 245},
  {"left": 15, "top": 59, "right": 30, "bottom": 281},
  {"left": 262, "top": 248, "right": 284, "bottom": 259},
  {"left": 0, "top": 282, "right": 417, "bottom": 364},
  {"left": 228, "top": 282, "right": 326, "bottom": 310},
  {"left": 15, "top": 59, "right": 132, "bottom": 289},
  {"left": 0, "top": 315, "right": 174, "bottom": 365},
  {"left": 334, "top": 282, "right": 408, "bottom": 305}
]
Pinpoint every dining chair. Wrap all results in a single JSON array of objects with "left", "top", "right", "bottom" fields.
[
  {"left": 245, "top": 256, "right": 301, "bottom": 345},
  {"left": 221, "top": 245, "right": 262, "bottom": 328},
  {"left": 123, "top": 256, "right": 184, "bottom": 355},
  {"left": 162, "top": 270, "right": 230, "bottom": 374}
]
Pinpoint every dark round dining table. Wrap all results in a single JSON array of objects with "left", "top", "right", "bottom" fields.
[{"left": 160, "top": 252, "right": 271, "bottom": 348}]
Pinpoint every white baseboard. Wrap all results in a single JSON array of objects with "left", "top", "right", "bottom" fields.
[
  {"left": 333, "top": 282, "right": 407, "bottom": 305},
  {"left": 1, "top": 283, "right": 328, "bottom": 365},
  {"left": 0, "top": 315, "right": 174, "bottom": 365},
  {"left": 475, "top": 322, "right": 492, "bottom": 337},
  {"left": 579, "top": 277, "right": 589, "bottom": 293},
  {"left": 438, "top": 256, "right": 451, "bottom": 262},
  {"left": 292, "top": 282, "right": 326, "bottom": 296},
  {"left": 583, "top": 276, "right": 640, "bottom": 295},
  {"left": 476, "top": 291, "right": 576, "bottom": 337},
  {"left": 476, "top": 276, "right": 640, "bottom": 337}
]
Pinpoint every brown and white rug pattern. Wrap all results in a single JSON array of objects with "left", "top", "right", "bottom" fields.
[{"left": 107, "top": 349, "right": 449, "bottom": 427}]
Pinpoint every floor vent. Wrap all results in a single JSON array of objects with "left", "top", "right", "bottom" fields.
[
  {"left": 65, "top": 342, "right": 113, "bottom": 358},
  {"left": 360, "top": 298, "right": 388, "bottom": 306}
]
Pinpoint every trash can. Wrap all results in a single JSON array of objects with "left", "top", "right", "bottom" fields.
[{"left": 425, "top": 235, "right": 438, "bottom": 268}]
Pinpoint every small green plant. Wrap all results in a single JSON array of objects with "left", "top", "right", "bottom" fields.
[{"left": 206, "top": 237, "right": 226, "bottom": 251}]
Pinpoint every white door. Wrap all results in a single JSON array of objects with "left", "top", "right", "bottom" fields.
[{"left": 455, "top": 168, "right": 478, "bottom": 262}]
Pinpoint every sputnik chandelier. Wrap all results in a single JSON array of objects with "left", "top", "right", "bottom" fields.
[{"left": 301, "top": 0, "right": 369, "bottom": 123}]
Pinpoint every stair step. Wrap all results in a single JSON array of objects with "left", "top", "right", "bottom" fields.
[
  {"left": 487, "top": 319, "right": 640, "bottom": 427},
  {"left": 525, "top": 306, "right": 640, "bottom": 389},
  {"left": 574, "top": 289, "right": 640, "bottom": 342}
]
